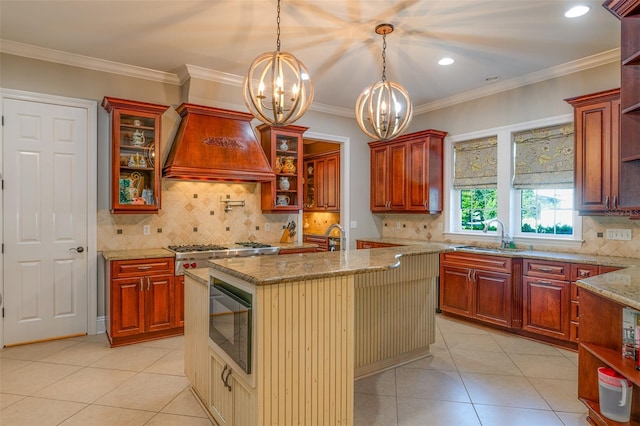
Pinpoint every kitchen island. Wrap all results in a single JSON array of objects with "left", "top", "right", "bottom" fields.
[{"left": 184, "top": 244, "right": 450, "bottom": 426}]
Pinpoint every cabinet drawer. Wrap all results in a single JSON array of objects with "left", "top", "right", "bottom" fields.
[
  {"left": 441, "top": 252, "right": 512, "bottom": 273},
  {"left": 523, "top": 259, "right": 570, "bottom": 281},
  {"left": 571, "top": 264, "right": 599, "bottom": 281},
  {"left": 112, "top": 257, "right": 174, "bottom": 278},
  {"left": 303, "top": 235, "right": 329, "bottom": 251},
  {"left": 569, "top": 321, "right": 579, "bottom": 343},
  {"left": 570, "top": 300, "right": 580, "bottom": 321},
  {"left": 570, "top": 283, "right": 580, "bottom": 301}
]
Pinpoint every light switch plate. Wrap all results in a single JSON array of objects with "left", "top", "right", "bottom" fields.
[
  {"left": 143, "top": 225, "right": 150, "bottom": 235},
  {"left": 605, "top": 228, "right": 632, "bottom": 240}
]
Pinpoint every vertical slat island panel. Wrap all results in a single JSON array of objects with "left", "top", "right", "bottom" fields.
[
  {"left": 354, "top": 252, "right": 439, "bottom": 377},
  {"left": 256, "top": 274, "right": 355, "bottom": 425}
]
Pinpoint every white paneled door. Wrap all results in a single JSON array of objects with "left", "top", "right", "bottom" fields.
[{"left": 3, "top": 96, "right": 90, "bottom": 346}]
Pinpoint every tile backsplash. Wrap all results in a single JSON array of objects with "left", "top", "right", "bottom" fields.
[
  {"left": 98, "top": 180, "right": 297, "bottom": 251},
  {"left": 379, "top": 214, "right": 640, "bottom": 258}
]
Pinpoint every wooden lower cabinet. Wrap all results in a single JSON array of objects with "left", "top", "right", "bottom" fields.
[
  {"left": 439, "top": 252, "right": 520, "bottom": 329},
  {"left": 522, "top": 259, "right": 620, "bottom": 344},
  {"left": 174, "top": 275, "right": 184, "bottom": 328},
  {"left": 439, "top": 265, "right": 473, "bottom": 317},
  {"left": 106, "top": 257, "right": 183, "bottom": 347},
  {"left": 579, "top": 286, "right": 640, "bottom": 425},
  {"left": 278, "top": 246, "right": 318, "bottom": 255},
  {"left": 302, "top": 234, "right": 329, "bottom": 251},
  {"left": 522, "top": 276, "right": 570, "bottom": 340}
]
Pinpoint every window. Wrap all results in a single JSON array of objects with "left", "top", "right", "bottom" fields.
[
  {"left": 453, "top": 136, "right": 497, "bottom": 232},
  {"left": 513, "top": 122, "right": 575, "bottom": 238},
  {"left": 460, "top": 189, "right": 497, "bottom": 231},
  {"left": 520, "top": 188, "right": 574, "bottom": 235},
  {"left": 446, "top": 115, "right": 581, "bottom": 245}
]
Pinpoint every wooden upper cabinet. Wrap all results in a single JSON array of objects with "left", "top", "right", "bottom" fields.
[
  {"left": 303, "top": 150, "right": 340, "bottom": 212},
  {"left": 102, "top": 97, "right": 169, "bottom": 214},
  {"left": 565, "top": 89, "right": 620, "bottom": 214},
  {"left": 258, "top": 124, "right": 307, "bottom": 213},
  {"left": 603, "top": 0, "right": 640, "bottom": 212},
  {"left": 369, "top": 129, "right": 447, "bottom": 213}
]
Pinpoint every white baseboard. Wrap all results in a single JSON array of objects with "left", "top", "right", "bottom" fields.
[{"left": 95, "top": 316, "right": 106, "bottom": 335}]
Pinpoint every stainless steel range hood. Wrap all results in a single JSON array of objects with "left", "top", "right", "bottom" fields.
[{"left": 162, "top": 103, "right": 275, "bottom": 182}]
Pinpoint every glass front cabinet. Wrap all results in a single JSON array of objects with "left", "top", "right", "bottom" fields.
[
  {"left": 257, "top": 124, "right": 308, "bottom": 213},
  {"left": 102, "top": 97, "right": 169, "bottom": 214}
]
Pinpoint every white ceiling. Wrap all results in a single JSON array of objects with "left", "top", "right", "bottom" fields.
[{"left": 0, "top": 1, "right": 621, "bottom": 115}]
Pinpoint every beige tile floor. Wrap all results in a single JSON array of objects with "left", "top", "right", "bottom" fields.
[
  {"left": 0, "top": 314, "right": 587, "bottom": 425},
  {"left": 355, "top": 315, "right": 588, "bottom": 426}
]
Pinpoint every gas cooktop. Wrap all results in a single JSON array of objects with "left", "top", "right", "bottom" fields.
[
  {"left": 167, "top": 244, "right": 229, "bottom": 253},
  {"left": 168, "top": 242, "right": 280, "bottom": 274}
]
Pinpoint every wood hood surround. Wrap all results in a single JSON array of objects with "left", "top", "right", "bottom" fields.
[{"left": 162, "top": 103, "right": 276, "bottom": 182}]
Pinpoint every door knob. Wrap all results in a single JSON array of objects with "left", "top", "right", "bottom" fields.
[{"left": 69, "top": 246, "right": 84, "bottom": 253}]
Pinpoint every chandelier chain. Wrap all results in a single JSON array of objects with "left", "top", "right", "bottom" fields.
[
  {"left": 381, "top": 32, "right": 387, "bottom": 82},
  {"left": 276, "top": 0, "right": 281, "bottom": 52}
]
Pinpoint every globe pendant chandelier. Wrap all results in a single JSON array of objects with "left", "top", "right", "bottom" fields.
[
  {"left": 355, "top": 24, "right": 413, "bottom": 141},
  {"left": 242, "top": 0, "right": 313, "bottom": 126}
]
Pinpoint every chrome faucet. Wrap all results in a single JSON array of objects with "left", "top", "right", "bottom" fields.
[
  {"left": 324, "top": 223, "right": 345, "bottom": 251},
  {"left": 483, "top": 218, "right": 513, "bottom": 249}
]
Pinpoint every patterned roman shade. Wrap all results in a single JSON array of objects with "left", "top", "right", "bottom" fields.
[
  {"left": 453, "top": 136, "right": 498, "bottom": 189},
  {"left": 513, "top": 123, "right": 574, "bottom": 189}
]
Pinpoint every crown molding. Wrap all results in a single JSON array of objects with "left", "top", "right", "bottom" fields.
[
  {"left": 1, "top": 39, "right": 619, "bottom": 118},
  {"left": 179, "top": 64, "right": 244, "bottom": 86},
  {"left": 414, "top": 48, "right": 620, "bottom": 115},
  {"left": 181, "top": 64, "right": 355, "bottom": 117},
  {"left": 0, "top": 39, "right": 180, "bottom": 85}
]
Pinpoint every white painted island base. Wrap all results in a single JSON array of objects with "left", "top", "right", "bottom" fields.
[{"left": 184, "top": 250, "right": 440, "bottom": 426}]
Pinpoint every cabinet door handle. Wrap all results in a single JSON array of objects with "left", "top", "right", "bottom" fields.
[
  {"left": 423, "top": 200, "right": 428, "bottom": 210},
  {"left": 538, "top": 267, "right": 554, "bottom": 273},
  {"left": 613, "top": 195, "right": 618, "bottom": 210},
  {"left": 137, "top": 266, "right": 153, "bottom": 270},
  {"left": 147, "top": 277, "right": 150, "bottom": 291},
  {"left": 222, "top": 366, "right": 232, "bottom": 392},
  {"left": 139, "top": 278, "right": 144, "bottom": 292},
  {"left": 605, "top": 196, "right": 610, "bottom": 210},
  {"left": 535, "top": 280, "right": 553, "bottom": 285},
  {"left": 221, "top": 365, "right": 227, "bottom": 385}
]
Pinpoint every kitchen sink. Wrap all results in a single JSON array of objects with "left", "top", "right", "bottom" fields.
[{"left": 454, "top": 245, "right": 525, "bottom": 254}]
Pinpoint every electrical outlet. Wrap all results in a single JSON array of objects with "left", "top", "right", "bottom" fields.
[
  {"left": 396, "top": 221, "right": 401, "bottom": 229},
  {"left": 350, "top": 220, "right": 357, "bottom": 228},
  {"left": 143, "top": 225, "right": 150, "bottom": 235},
  {"left": 605, "top": 228, "right": 632, "bottom": 240},
  {"left": 265, "top": 223, "right": 270, "bottom": 231}
]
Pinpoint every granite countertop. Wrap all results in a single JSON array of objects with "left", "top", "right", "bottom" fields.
[
  {"left": 208, "top": 243, "right": 449, "bottom": 286},
  {"left": 357, "top": 237, "right": 639, "bottom": 269},
  {"left": 184, "top": 268, "right": 209, "bottom": 285},
  {"left": 101, "top": 248, "right": 174, "bottom": 261}
]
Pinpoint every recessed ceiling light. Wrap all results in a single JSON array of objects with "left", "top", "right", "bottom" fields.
[
  {"left": 565, "top": 5, "right": 590, "bottom": 18},
  {"left": 438, "top": 57, "right": 454, "bottom": 66}
]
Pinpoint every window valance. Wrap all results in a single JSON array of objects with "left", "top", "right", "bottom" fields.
[
  {"left": 453, "top": 136, "right": 498, "bottom": 190},
  {"left": 513, "top": 123, "right": 574, "bottom": 189}
]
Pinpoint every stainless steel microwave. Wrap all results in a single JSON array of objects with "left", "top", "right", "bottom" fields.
[{"left": 209, "top": 278, "right": 252, "bottom": 374}]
